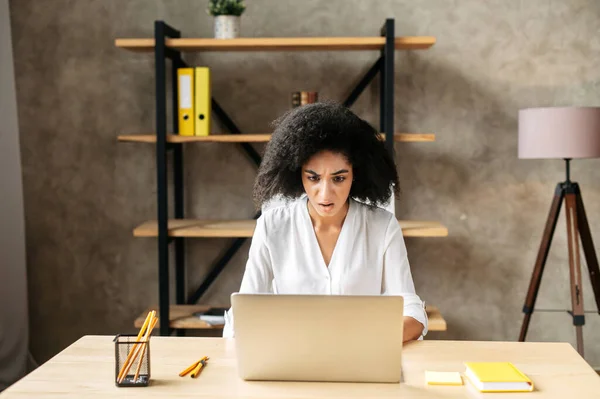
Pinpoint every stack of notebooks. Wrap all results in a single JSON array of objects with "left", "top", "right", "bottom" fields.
[
  {"left": 193, "top": 308, "right": 227, "bottom": 326},
  {"left": 425, "top": 362, "right": 534, "bottom": 393},
  {"left": 177, "top": 67, "right": 211, "bottom": 136}
]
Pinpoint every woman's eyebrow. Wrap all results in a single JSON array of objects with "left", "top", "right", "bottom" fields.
[
  {"left": 305, "top": 169, "right": 319, "bottom": 175},
  {"left": 331, "top": 169, "right": 349, "bottom": 175}
]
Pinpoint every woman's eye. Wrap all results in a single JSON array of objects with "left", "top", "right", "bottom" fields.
[
  {"left": 308, "top": 175, "right": 319, "bottom": 182},
  {"left": 333, "top": 176, "right": 346, "bottom": 183}
]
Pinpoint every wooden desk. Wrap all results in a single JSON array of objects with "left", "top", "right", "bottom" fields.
[{"left": 2, "top": 336, "right": 598, "bottom": 398}]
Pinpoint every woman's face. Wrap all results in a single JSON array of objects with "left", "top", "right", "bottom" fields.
[{"left": 301, "top": 150, "right": 353, "bottom": 218}]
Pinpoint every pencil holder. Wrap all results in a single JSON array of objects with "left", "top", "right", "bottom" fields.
[{"left": 114, "top": 334, "right": 151, "bottom": 387}]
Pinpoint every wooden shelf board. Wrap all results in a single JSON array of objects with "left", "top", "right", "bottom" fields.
[
  {"left": 115, "top": 37, "right": 435, "bottom": 52},
  {"left": 134, "top": 219, "right": 256, "bottom": 238},
  {"left": 133, "top": 219, "right": 448, "bottom": 238},
  {"left": 118, "top": 133, "right": 435, "bottom": 144},
  {"left": 134, "top": 304, "right": 446, "bottom": 331},
  {"left": 134, "top": 305, "right": 224, "bottom": 330},
  {"left": 425, "top": 305, "right": 447, "bottom": 331}
]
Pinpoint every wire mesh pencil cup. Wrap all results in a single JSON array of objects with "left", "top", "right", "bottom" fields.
[{"left": 114, "top": 334, "right": 151, "bottom": 387}]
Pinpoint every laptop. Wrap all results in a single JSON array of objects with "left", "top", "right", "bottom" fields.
[{"left": 230, "top": 293, "right": 404, "bottom": 383}]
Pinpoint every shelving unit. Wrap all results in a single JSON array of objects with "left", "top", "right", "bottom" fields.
[{"left": 116, "top": 19, "right": 447, "bottom": 336}]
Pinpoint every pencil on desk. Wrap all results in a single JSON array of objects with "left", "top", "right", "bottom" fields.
[
  {"left": 190, "top": 358, "right": 208, "bottom": 378},
  {"left": 179, "top": 356, "right": 209, "bottom": 377},
  {"left": 179, "top": 360, "right": 201, "bottom": 377}
]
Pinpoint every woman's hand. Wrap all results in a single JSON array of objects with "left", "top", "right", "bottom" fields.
[{"left": 403, "top": 316, "right": 424, "bottom": 342}]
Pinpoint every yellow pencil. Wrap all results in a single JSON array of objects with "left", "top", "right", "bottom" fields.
[
  {"left": 179, "top": 356, "right": 209, "bottom": 377},
  {"left": 118, "top": 314, "right": 157, "bottom": 383},
  {"left": 190, "top": 359, "right": 207, "bottom": 378},
  {"left": 117, "top": 311, "right": 155, "bottom": 382},
  {"left": 179, "top": 360, "right": 201, "bottom": 377}
]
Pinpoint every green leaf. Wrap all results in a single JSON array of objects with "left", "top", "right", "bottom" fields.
[{"left": 207, "top": 0, "right": 246, "bottom": 16}]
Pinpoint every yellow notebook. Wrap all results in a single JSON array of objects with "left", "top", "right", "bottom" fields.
[
  {"left": 194, "top": 67, "right": 211, "bottom": 136},
  {"left": 464, "top": 362, "right": 534, "bottom": 393},
  {"left": 425, "top": 371, "right": 463, "bottom": 386},
  {"left": 177, "top": 68, "right": 194, "bottom": 136}
]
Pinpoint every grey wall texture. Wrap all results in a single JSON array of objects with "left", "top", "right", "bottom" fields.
[{"left": 9, "top": 0, "right": 600, "bottom": 367}]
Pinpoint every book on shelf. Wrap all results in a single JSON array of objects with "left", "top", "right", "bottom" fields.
[
  {"left": 193, "top": 307, "right": 227, "bottom": 326},
  {"left": 177, "top": 66, "right": 211, "bottom": 136},
  {"left": 291, "top": 91, "right": 318, "bottom": 108},
  {"left": 194, "top": 67, "right": 210, "bottom": 136},
  {"left": 177, "top": 68, "right": 194, "bottom": 136}
]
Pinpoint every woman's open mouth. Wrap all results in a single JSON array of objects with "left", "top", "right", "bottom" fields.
[{"left": 318, "top": 203, "right": 334, "bottom": 212}]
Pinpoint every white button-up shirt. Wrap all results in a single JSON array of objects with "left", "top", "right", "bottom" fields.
[{"left": 223, "top": 197, "right": 428, "bottom": 338}]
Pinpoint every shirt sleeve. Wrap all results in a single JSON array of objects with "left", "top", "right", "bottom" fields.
[
  {"left": 381, "top": 215, "right": 428, "bottom": 338},
  {"left": 222, "top": 215, "right": 273, "bottom": 338}
]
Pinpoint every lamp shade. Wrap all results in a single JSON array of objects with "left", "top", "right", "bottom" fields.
[{"left": 518, "top": 107, "right": 600, "bottom": 159}]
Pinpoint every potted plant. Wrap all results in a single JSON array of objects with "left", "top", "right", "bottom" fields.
[{"left": 207, "top": 0, "right": 246, "bottom": 39}]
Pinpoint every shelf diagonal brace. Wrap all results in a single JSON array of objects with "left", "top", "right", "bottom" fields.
[
  {"left": 186, "top": 101, "right": 263, "bottom": 304},
  {"left": 163, "top": 47, "right": 180, "bottom": 61},
  {"left": 159, "top": 21, "right": 181, "bottom": 60},
  {"left": 211, "top": 99, "right": 262, "bottom": 168},
  {"left": 343, "top": 56, "right": 382, "bottom": 108},
  {"left": 187, "top": 210, "right": 262, "bottom": 305}
]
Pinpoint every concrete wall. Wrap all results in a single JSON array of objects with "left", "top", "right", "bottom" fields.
[{"left": 9, "top": 0, "right": 600, "bottom": 366}]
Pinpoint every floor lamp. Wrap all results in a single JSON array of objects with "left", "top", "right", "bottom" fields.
[{"left": 518, "top": 107, "right": 600, "bottom": 357}]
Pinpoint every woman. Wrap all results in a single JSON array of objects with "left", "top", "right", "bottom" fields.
[{"left": 223, "top": 102, "right": 427, "bottom": 341}]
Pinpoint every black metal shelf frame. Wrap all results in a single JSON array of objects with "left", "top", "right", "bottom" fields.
[{"left": 153, "top": 19, "right": 396, "bottom": 336}]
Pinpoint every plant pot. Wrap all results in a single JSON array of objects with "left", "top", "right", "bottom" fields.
[{"left": 214, "top": 15, "right": 240, "bottom": 39}]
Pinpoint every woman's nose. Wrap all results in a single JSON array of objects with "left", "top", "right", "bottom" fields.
[{"left": 321, "top": 179, "right": 334, "bottom": 198}]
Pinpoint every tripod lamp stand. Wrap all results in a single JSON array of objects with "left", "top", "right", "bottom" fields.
[{"left": 517, "top": 107, "right": 600, "bottom": 357}]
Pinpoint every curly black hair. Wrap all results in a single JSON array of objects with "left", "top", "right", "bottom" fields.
[{"left": 253, "top": 101, "right": 399, "bottom": 209}]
